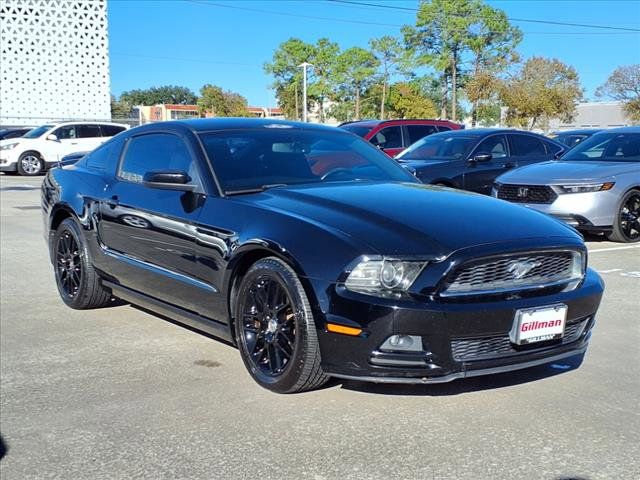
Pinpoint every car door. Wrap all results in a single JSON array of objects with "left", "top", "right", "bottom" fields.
[
  {"left": 463, "top": 134, "right": 511, "bottom": 194},
  {"left": 97, "top": 130, "right": 212, "bottom": 314},
  {"left": 508, "top": 133, "right": 553, "bottom": 168},
  {"left": 47, "top": 125, "right": 83, "bottom": 162},
  {"left": 76, "top": 124, "right": 106, "bottom": 152},
  {"left": 404, "top": 124, "right": 438, "bottom": 148},
  {"left": 369, "top": 125, "right": 404, "bottom": 157}
]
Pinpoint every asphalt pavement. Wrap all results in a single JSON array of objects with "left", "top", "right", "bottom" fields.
[{"left": 1, "top": 174, "right": 639, "bottom": 480}]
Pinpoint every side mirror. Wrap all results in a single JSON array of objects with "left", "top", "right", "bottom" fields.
[
  {"left": 554, "top": 149, "right": 565, "bottom": 159},
  {"left": 401, "top": 163, "right": 417, "bottom": 176},
  {"left": 142, "top": 170, "right": 196, "bottom": 191},
  {"left": 473, "top": 153, "right": 492, "bottom": 162},
  {"left": 46, "top": 134, "right": 58, "bottom": 141}
]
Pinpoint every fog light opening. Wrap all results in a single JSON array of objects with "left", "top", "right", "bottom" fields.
[{"left": 380, "top": 335, "right": 423, "bottom": 352}]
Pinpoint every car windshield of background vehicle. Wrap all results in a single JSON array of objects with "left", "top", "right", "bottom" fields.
[
  {"left": 562, "top": 133, "right": 640, "bottom": 162},
  {"left": 22, "top": 125, "right": 54, "bottom": 139},
  {"left": 396, "top": 134, "right": 478, "bottom": 161},
  {"left": 199, "top": 129, "right": 417, "bottom": 194},
  {"left": 339, "top": 125, "right": 371, "bottom": 138}
]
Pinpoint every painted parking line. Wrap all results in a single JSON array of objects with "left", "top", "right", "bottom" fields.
[{"left": 588, "top": 245, "right": 640, "bottom": 253}]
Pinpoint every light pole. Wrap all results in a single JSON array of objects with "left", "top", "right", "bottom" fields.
[{"left": 298, "top": 62, "right": 313, "bottom": 122}]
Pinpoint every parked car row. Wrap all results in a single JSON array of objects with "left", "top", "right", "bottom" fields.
[{"left": 0, "top": 121, "right": 127, "bottom": 176}]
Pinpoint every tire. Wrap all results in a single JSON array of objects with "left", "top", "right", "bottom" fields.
[
  {"left": 606, "top": 189, "right": 640, "bottom": 243},
  {"left": 234, "top": 257, "right": 329, "bottom": 393},
  {"left": 17, "top": 152, "right": 44, "bottom": 176},
  {"left": 53, "top": 218, "right": 112, "bottom": 309}
]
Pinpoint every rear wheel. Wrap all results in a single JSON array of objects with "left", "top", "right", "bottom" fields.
[
  {"left": 53, "top": 218, "right": 112, "bottom": 309},
  {"left": 607, "top": 190, "right": 640, "bottom": 243},
  {"left": 17, "top": 152, "right": 44, "bottom": 176},
  {"left": 235, "top": 257, "right": 329, "bottom": 393}
]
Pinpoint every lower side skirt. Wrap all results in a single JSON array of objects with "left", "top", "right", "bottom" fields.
[{"left": 102, "top": 280, "right": 233, "bottom": 343}]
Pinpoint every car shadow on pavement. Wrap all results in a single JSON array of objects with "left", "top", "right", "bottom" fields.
[{"left": 336, "top": 353, "right": 585, "bottom": 396}]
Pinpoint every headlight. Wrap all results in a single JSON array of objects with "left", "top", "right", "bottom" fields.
[
  {"left": 0, "top": 142, "right": 19, "bottom": 151},
  {"left": 557, "top": 182, "right": 615, "bottom": 194},
  {"left": 344, "top": 257, "right": 426, "bottom": 294}
]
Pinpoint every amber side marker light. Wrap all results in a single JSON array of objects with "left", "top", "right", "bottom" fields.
[{"left": 326, "top": 323, "right": 362, "bottom": 336}]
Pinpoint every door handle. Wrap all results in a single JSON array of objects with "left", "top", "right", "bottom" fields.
[
  {"left": 70, "top": 142, "right": 79, "bottom": 145},
  {"left": 502, "top": 162, "right": 515, "bottom": 169},
  {"left": 106, "top": 195, "right": 119, "bottom": 209}
]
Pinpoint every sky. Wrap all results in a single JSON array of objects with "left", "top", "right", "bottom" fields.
[{"left": 107, "top": 0, "right": 640, "bottom": 107}]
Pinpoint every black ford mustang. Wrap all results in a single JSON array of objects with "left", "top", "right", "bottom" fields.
[{"left": 42, "top": 119, "right": 604, "bottom": 393}]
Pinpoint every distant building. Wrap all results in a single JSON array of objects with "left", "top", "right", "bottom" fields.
[
  {"left": 548, "top": 101, "right": 632, "bottom": 131},
  {"left": 0, "top": 0, "right": 111, "bottom": 127},
  {"left": 135, "top": 104, "right": 284, "bottom": 124}
]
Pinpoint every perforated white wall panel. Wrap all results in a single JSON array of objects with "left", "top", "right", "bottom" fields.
[{"left": 0, "top": 0, "right": 110, "bottom": 126}]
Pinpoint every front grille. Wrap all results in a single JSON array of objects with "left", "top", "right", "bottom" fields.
[
  {"left": 497, "top": 184, "right": 557, "bottom": 204},
  {"left": 441, "top": 251, "right": 580, "bottom": 297},
  {"left": 451, "top": 317, "right": 589, "bottom": 362}
]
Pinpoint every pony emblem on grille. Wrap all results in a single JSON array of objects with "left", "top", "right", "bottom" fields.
[{"left": 507, "top": 260, "right": 542, "bottom": 279}]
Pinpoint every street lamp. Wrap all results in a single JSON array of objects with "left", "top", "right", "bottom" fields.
[{"left": 298, "top": 62, "right": 313, "bottom": 122}]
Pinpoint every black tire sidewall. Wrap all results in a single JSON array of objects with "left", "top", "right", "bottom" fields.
[
  {"left": 235, "top": 258, "right": 317, "bottom": 393},
  {"left": 609, "top": 190, "right": 640, "bottom": 243},
  {"left": 17, "top": 152, "right": 43, "bottom": 176},
  {"left": 53, "top": 219, "right": 92, "bottom": 307}
]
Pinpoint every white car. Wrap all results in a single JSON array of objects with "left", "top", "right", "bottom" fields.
[{"left": 0, "top": 122, "right": 128, "bottom": 176}]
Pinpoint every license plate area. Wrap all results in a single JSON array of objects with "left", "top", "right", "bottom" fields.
[{"left": 510, "top": 304, "right": 567, "bottom": 345}]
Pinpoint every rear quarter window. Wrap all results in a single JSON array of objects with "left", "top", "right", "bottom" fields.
[{"left": 101, "top": 125, "right": 127, "bottom": 137}]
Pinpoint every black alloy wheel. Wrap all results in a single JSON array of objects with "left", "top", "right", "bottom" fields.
[
  {"left": 608, "top": 190, "right": 640, "bottom": 243},
  {"left": 53, "top": 218, "right": 112, "bottom": 309},
  {"left": 235, "top": 257, "right": 329, "bottom": 393},
  {"left": 56, "top": 229, "right": 82, "bottom": 299}
]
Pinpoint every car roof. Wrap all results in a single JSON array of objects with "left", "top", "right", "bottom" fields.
[
  {"left": 436, "top": 128, "right": 545, "bottom": 137},
  {"left": 49, "top": 121, "right": 128, "bottom": 127},
  {"left": 592, "top": 126, "right": 640, "bottom": 134},
  {"left": 159, "top": 117, "right": 343, "bottom": 133},
  {"left": 553, "top": 129, "right": 602, "bottom": 135},
  {"left": 340, "top": 119, "right": 458, "bottom": 127}
]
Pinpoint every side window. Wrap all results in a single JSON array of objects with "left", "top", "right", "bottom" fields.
[
  {"left": 509, "top": 134, "right": 547, "bottom": 157},
  {"left": 437, "top": 125, "right": 452, "bottom": 132},
  {"left": 54, "top": 125, "right": 77, "bottom": 140},
  {"left": 77, "top": 124, "right": 102, "bottom": 138},
  {"left": 101, "top": 125, "right": 126, "bottom": 137},
  {"left": 406, "top": 125, "right": 438, "bottom": 145},
  {"left": 370, "top": 126, "right": 403, "bottom": 149},
  {"left": 475, "top": 135, "right": 508, "bottom": 159},
  {"left": 119, "top": 133, "right": 199, "bottom": 185},
  {"left": 84, "top": 136, "right": 124, "bottom": 172},
  {"left": 545, "top": 140, "right": 564, "bottom": 156}
]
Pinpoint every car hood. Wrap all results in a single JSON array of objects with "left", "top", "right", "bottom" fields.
[
  {"left": 241, "top": 182, "right": 578, "bottom": 257},
  {"left": 498, "top": 160, "right": 639, "bottom": 184}
]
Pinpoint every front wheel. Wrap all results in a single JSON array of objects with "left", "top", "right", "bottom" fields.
[
  {"left": 17, "top": 152, "right": 44, "bottom": 176},
  {"left": 607, "top": 190, "right": 640, "bottom": 243},
  {"left": 53, "top": 218, "right": 112, "bottom": 309},
  {"left": 235, "top": 257, "right": 329, "bottom": 393}
]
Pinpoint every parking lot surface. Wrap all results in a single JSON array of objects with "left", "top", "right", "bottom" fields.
[{"left": 1, "top": 174, "right": 639, "bottom": 480}]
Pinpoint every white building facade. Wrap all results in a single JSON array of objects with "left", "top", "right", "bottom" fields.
[{"left": 0, "top": 0, "right": 111, "bottom": 127}]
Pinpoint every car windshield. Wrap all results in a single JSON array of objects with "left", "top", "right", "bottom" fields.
[
  {"left": 199, "top": 128, "right": 417, "bottom": 194},
  {"left": 339, "top": 124, "right": 371, "bottom": 138},
  {"left": 561, "top": 132, "right": 640, "bottom": 162},
  {"left": 22, "top": 125, "right": 54, "bottom": 139},
  {"left": 396, "top": 133, "right": 477, "bottom": 161}
]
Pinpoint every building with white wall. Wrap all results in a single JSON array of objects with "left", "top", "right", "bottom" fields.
[
  {"left": 0, "top": 0, "right": 111, "bottom": 127},
  {"left": 548, "top": 101, "right": 632, "bottom": 131}
]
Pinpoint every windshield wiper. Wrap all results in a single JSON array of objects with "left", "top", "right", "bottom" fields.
[{"left": 225, "top": 183, "right": 289, "bottom": 196}]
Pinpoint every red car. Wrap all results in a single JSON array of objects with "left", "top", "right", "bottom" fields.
[{"left": 339, "top": 119, "right": 464, "bottom": 157}]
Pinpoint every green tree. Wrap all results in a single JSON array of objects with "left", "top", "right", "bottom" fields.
[
  {"left": 404, "top": 0, "right": 481, "bottom": 121},
  {"left": 308, "top": 38, "right": 340, "bottom": 123},
  {"left": 197, "top": 85, "right": 249, "bottom": 117},
  {"left": 465, "top": 3, "right": 522, "bottom": 126},
  {"left": 110, "top": 94, "right": 133, "bottom": 119},
  {"left": 264, "top": 38, "right": 315, "bottom": 119},
  {"left": 334, "top": 47, "right": 379, "bottom": 120},
  {"left": 369, "top": 36, "right": 405, "bottom": 119},
  {"left": 387, "top": 82, "right": 438, "bottom": 118},
  {"left": 500, "top": 57, "right": 583, "bottom": 130},
  {"left": 596, "top": 64, "right": 640, "bottom": 123},
  {"left": 119, "top": 85, "right": 197, "bottom": 105}
]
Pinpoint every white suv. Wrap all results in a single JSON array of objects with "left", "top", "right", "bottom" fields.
[{"left": 0, "top": 121, "right": 128, "bottom": 176}]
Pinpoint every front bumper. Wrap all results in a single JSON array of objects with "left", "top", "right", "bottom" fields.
[
  {"left": 0, "top": 157, "right": 17, "bottom": 172},
  {"left": 493, "top": 187, "right": 619, "bottom": 231},
  {"left": 317, "top": 268, "right": 603, "bottom": 383}
]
